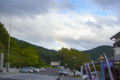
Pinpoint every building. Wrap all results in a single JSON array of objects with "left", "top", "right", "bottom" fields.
[
  {"left": 110, "top": 31, "right": 120, "bottom": 61},
  {"left": 50, "top": 61, "right": 60, "bottom": 67}
]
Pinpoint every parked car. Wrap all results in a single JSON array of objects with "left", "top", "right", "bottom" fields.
[
  {"left": 19, "top": 67, "right": 33, "bottom": 73},
  {"left": 39, "top": 67, "right": 46, "bottom": 72},
  {"left": 59, "top": 69, "right": 69, "bottom": 76},
  {"left": 31, "top": 67, "right": 39, "bottom": 73},
  {"left": 68, "top": 70, "right": 81, "bottom": 76},
  {"left": 82, "top": 71, "right": 99, "bottom": 80}
]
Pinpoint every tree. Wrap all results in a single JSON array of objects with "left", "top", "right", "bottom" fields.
[{"left": 57, "top": 48, "right": 90, "bottom": 70}]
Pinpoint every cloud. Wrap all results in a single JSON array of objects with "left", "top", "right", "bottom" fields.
[
  {"left": 0, "top": 0, "right": 75, "bottom": 17},
  {"left": 91, "top": 0, "right": 120, "bottom": 7},
  {"left": 1, "top": 10, "right": 120, "bottom": 50},
  {"left": 0, "top": 0, "right": 56, "bottom": 17},
  {"left": 1, "top": 0, "right": 120, "bottom": 50},
  {"left": 91, "top": 0, "right": 120, "bottom": 14},
  {"left": 58, "top": 0, "right": 76, "bottom": 10}
]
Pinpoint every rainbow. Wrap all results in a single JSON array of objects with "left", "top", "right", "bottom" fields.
[{"left": 52, "top": 36, "right": 70, "bottom": 49}]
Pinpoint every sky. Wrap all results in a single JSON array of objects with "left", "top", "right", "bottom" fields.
[{"left": 0, "top": 0, "right": 120, "bottom": 50}]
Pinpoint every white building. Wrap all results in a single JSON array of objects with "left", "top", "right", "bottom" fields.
[
  {"left": 110, "top": 32, "right": 120, "bottom": 61},
  {"left": 51, "top": 61, "right": 60, "bottom": 67}
]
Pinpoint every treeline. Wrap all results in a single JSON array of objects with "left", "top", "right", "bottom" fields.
[
  {"left": 0, "top": 22, "right": 91, "bottom": 68},
  {"left": 57, "top": 48, "right": 91, "bottom": 70},
  {"left": 82, "top": 45, "right": 114, "bottom": 61},
  {"left": 0, "top": 23, "right": 56, "bottom": 67},
  {"left": 0, "top": 22, "right": 113, "bottom": 68}
]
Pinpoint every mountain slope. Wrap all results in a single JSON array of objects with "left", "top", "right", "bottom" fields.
[
  {"left": 16, "top": 39, "right": 57, "bottom": 64},
  {"left": 82, "top": 45, "right": 114, "bottom": 61},
  {"left": 0, "top": 22, "right": 114, "bottom": 67},
  {"left": 0, "top": 23, "right": 57, "bottom": 67}
]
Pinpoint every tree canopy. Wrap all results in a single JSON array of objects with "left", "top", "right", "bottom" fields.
[
  {"left": 0, "top": 23, "right": 56, "bottom": 67},
  {"left": 57, "top": 48, "right": 90, "bottom": 70}
]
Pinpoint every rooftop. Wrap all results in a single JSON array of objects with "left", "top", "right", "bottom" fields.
[{"left": 110, "top": 31, "right": 120, "bottom": 40}]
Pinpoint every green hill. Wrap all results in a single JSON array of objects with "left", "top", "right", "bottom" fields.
[
  {"left": 0, "top": 22, "right": 114, "bottom": 67},
  {"left": 82, "top": 45, "right": 114, "bottom": 61},
  {"left": 0, "top": 23, "right": 57, "bottom": 67},
  {"left": 16, "top": 39, "right": 58, "bottom": 64}
]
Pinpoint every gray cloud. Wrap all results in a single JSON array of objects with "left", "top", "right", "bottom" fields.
[
  {"left": 2, "top": 11, "right": 119, "bottom": 50},
  {"left": 59, "top": 0, "right": 75, "bottom": 10},
  {"left": 91, "top": 0, "right": 120, "bottom": 6},
  {"left": 0, "top": 0, "right": 75, "bottom": 17},
  {"left": 0, "top": 0, "right": 57, "bottom": 17},
  {"left": 86, "top": 16, "right": 120, "bottom": 28},
  {"left": 91, "top": 0, "right": 120, "bottom": 14},
  {"left": 1, "top": 0, "right": 120, "bottom": 50}
]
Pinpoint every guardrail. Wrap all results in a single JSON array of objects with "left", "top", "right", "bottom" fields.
[{"left": 3, "top": 68, "right": 20, "bottom": 75}]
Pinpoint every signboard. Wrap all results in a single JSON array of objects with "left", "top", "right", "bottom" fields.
[
  {"left": 51, "top": 61, "right": 60, "bottom": 66},
  {"left": 103, "top": 60, "right": 114, "bottom": 68}
]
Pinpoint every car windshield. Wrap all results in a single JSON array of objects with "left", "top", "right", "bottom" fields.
[
  {"left": 60, "top": 69, "right": 66, "bottom": 71},
  {"left": 22, "top": 67, "right": 30, "bottom": 69}
]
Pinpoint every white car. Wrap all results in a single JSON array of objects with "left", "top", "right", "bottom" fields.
[
  {"left": 69, "top": 70, "right": 81, "bottom": 76},
  {"left": 82, "top": 71, "right": 99, "bottom": 80},
  {"left": 32, "top": 67, "right": 39, "bottom": 73},
  {"left": 39, "top": 67, "right": 46, "bottom": 72},
  {"left": 59, "top": 69, "right": 69, "bottom": 76},
  {"left": 19, "top": 67, "right": 33, "bottom": 73}
]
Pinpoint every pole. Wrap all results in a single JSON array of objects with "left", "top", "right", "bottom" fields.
[
  {"left": 103, "top": 52, "right": 114, "bottom": 80},
  {"left": 101, "top": 60, "right": 104, "bottom": 80},
  {"left": 72, "top": 57, "right": 76, "bottom": 77},
  {"left": 6, "top": 10, "right": 12, "bottom": 72},
  {"left": 74, "top": 62, "right": 75, "bottom": 76},
  {"left": 92, "top": 60, "right": 98, "bottom": 80},
  {"left": 81, "top": 65, "right": 83, "bottom": 77}
]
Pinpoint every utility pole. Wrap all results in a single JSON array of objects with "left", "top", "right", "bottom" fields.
[{"left": 6, "top": 10, "right": 12, "bottom": 73}]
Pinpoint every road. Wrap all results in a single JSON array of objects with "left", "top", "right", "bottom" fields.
[
  {"left": 39, "top": 68, "right": 59, "bottom": 76},
  {"left": 0, "top": 73, "right": 81, "bottom": 80},
  {"left": 0, "top": 68, "right": 81, "bottom": 80},
  {"left": 0, "top": 73, "right": 57, "bottom": 80}
]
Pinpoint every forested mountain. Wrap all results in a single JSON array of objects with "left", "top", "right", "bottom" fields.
[
  {"left": 57, "top": 46, "right": 114, "bottom": 69},
  {"left": 82, "top": 45, "right": 114, "bottom": 61},
  {"left": 0, "top": 23, "right": 57, "bottom": 67},
  {"left": 15, "top": 39, "right": 57, "bottom": 64},
  {"left": 0, "top": 22, "right": 114, "bottom": 68}
]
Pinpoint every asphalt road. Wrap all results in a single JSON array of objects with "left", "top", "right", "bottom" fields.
[
  {"left": 39, "top": 68, "right": 59, "bottom": 76},
  {"left": 0, "top": 74, "right": 81, "bottom": 80},
  {"left": 0, "top": 73, "right": 57, "bottom": 80},
  {"left": 0, "top": 68, "right": 81, "bottom": 80}
]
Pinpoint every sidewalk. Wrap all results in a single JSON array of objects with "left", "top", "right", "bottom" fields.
[
  {"left": 0, "top": 68, "right": 20, "bottom": 77},
  {"left": 0, "top": 72, "right": 7, "bottom": 77}
]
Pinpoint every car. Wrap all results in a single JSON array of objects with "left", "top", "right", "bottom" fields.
[
  {"left": 31, "top": 67, "right": 40, "bottom": 73},
  {"left": 19, "top": 67, "right": 33, "bottom": 73},
  {"left": 39, "top": 67, "right": 46, "bottom": 72},
  {"left": 59, "top": 69, "right": 69, "bottom": 76},
  {"left": 68, "top": 70, "right": 81, "bottom": 76},
  {"left": 82, "top": 71, "right": 99, "bottom": 80}
]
